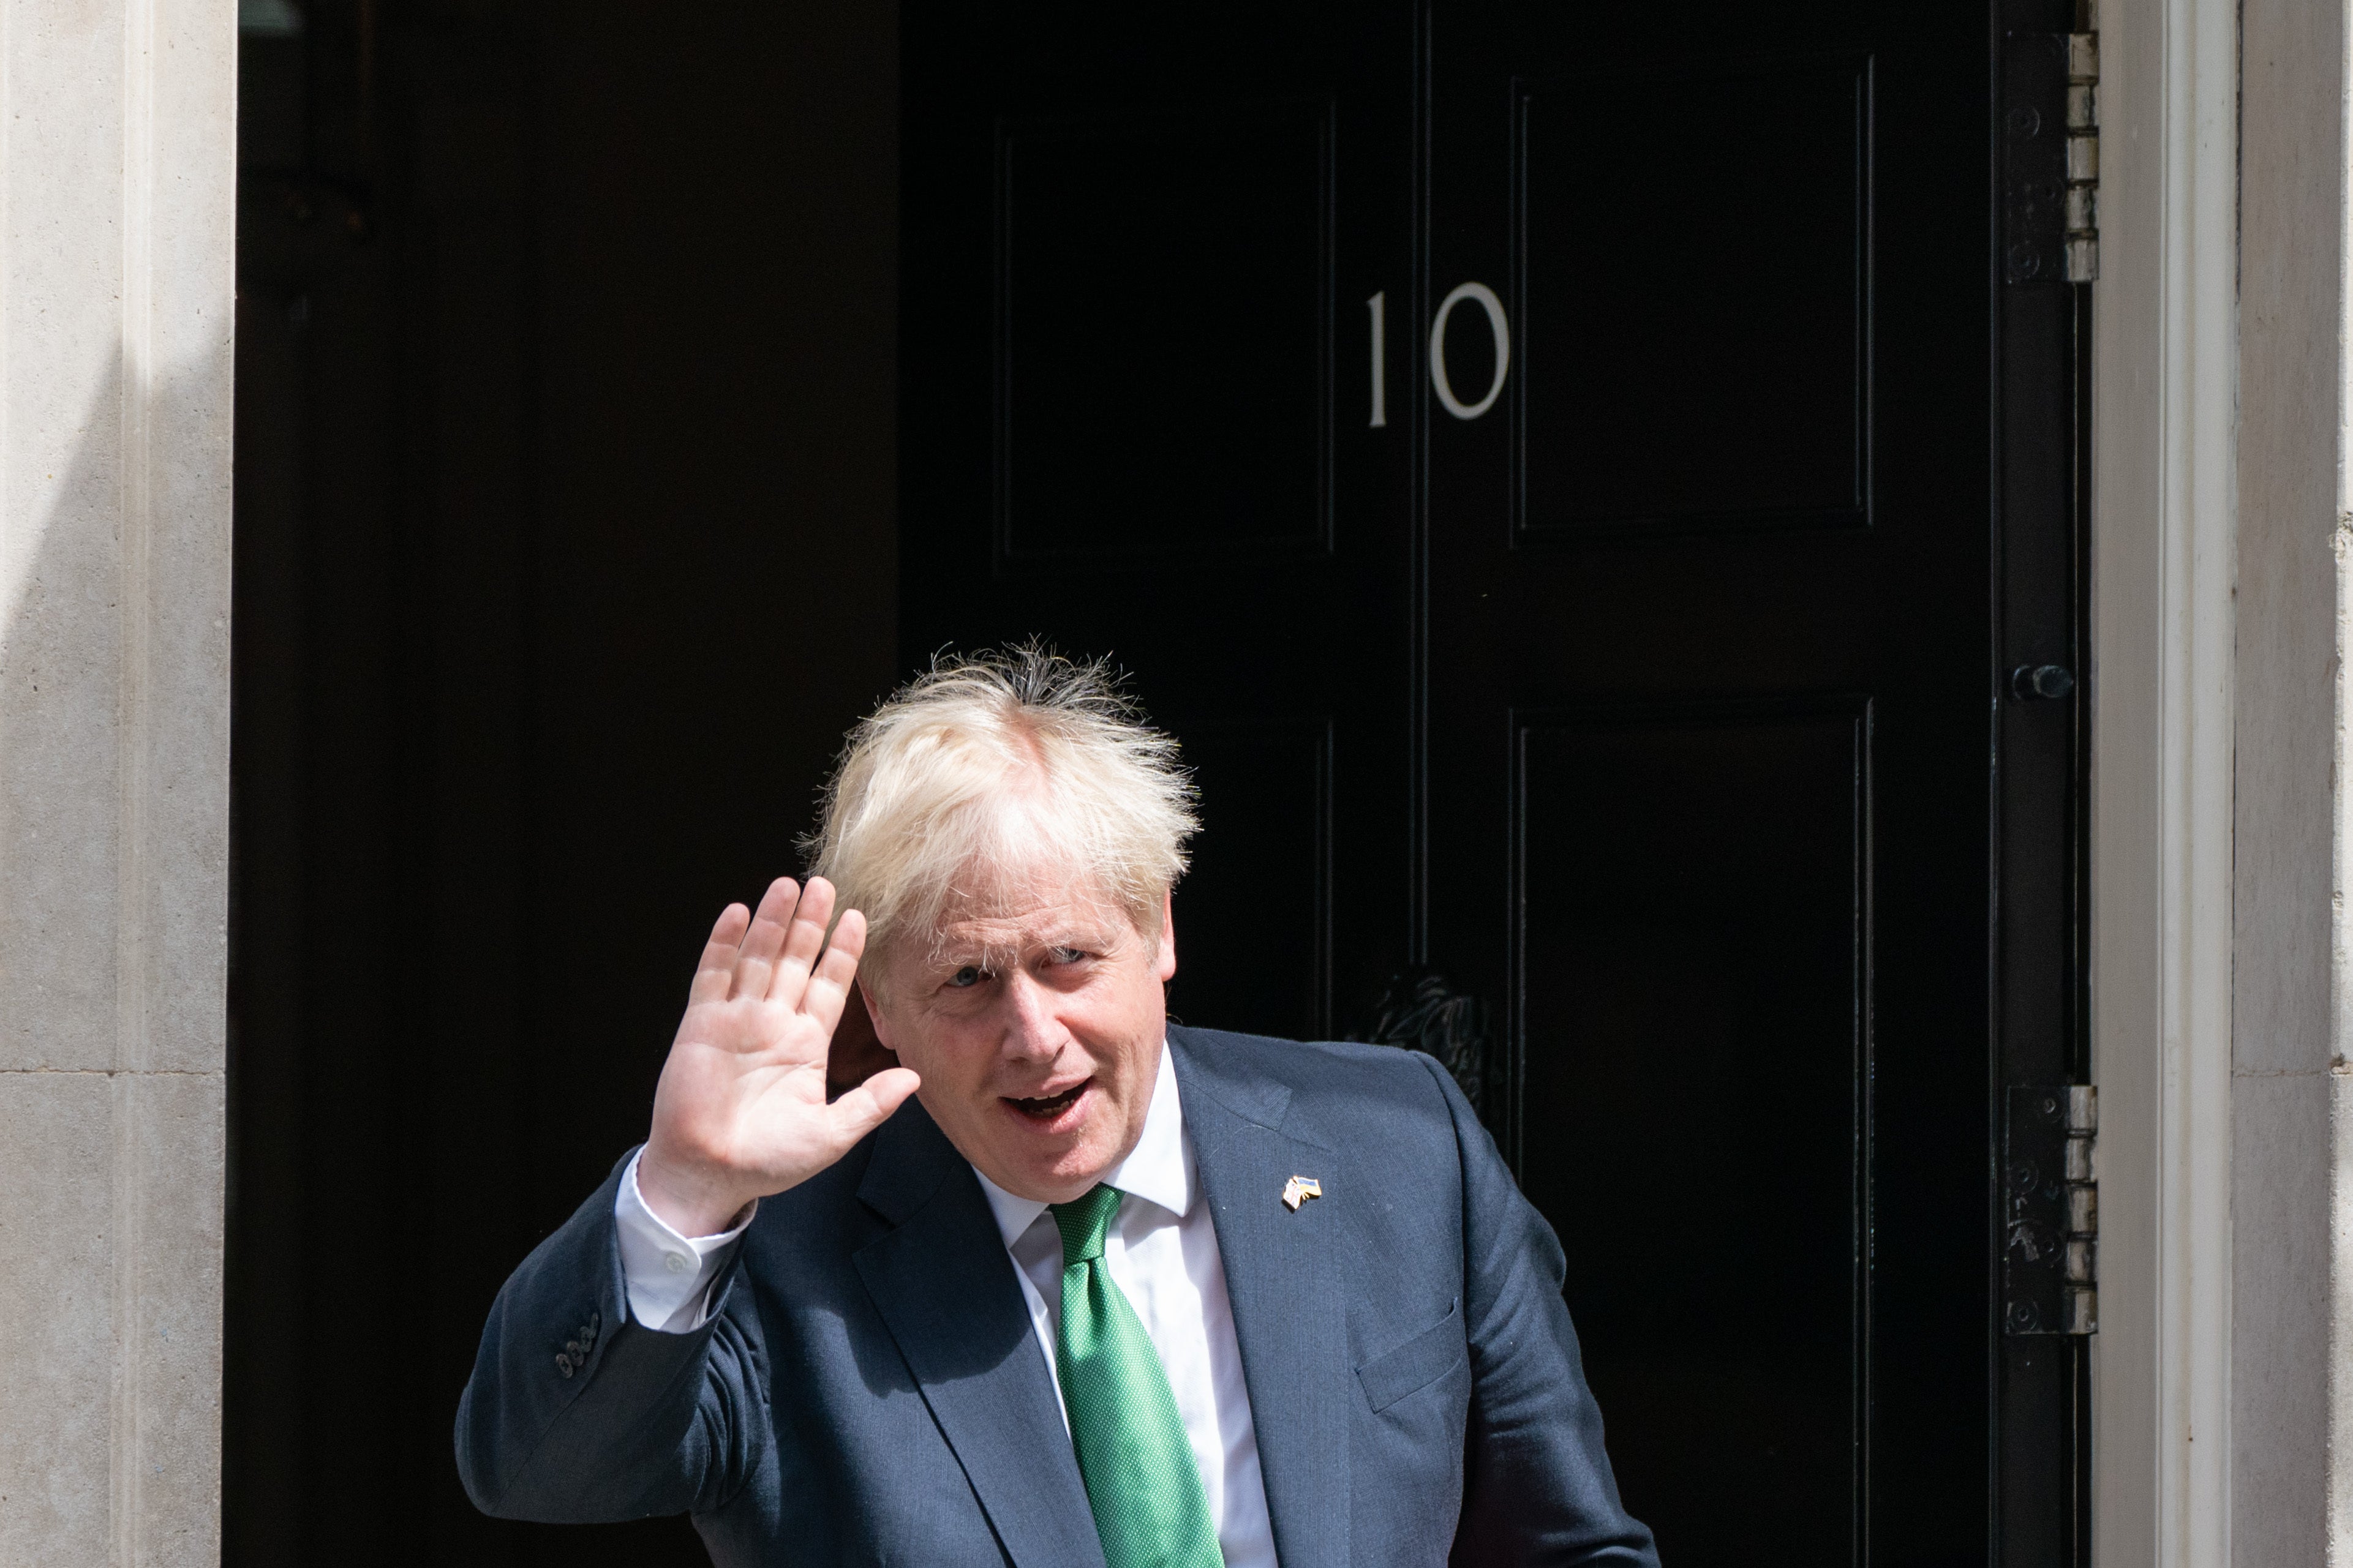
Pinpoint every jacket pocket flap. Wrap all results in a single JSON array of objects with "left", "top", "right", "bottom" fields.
[{"left": 1354, "top": 1300, "right": 1466, "bottom": 1413}]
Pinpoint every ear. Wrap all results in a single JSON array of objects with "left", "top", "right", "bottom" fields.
[
  {"left": 859, "top": 977, "right": 897, "bottom": 1051},
  {"left": 1153, "top": 888, "right": 1177, "bottom": 983}
]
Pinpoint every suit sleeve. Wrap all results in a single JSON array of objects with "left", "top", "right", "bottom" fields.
[
  {"left": 453, "top": 1150, "right": 775, "bottom": 1523},
  {"left": 1420, "top": 1056, "right": 1661, "bottom": 1568}
]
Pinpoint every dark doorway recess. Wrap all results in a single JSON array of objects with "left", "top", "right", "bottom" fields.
[
  {"left": 226, "top": 1, "right": 897, "bottom": 1564},
  {"left": 901, "top": 2, "right": 2090, "bottom": 1567}
]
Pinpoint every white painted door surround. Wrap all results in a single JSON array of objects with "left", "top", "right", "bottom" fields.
[{"left": 2093, "top": 0, "right": 2353, "bottom": 1562}]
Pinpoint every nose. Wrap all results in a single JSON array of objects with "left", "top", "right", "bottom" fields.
[{"left": 998, "top": 969, "right": 1068, "bottom": 1062}]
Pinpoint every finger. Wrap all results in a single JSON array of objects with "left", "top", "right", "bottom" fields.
[
  {"left": 688, "top": 904, "right": 752, "bottom": 1005},
  {"left": 824, "top": 1066, "right": 920, "bottom": 1149},
  {"left": 797, "top": 907, "right": 867, "bottom": 1031},
  {"left": 730, "top": 877, "right": 802, "bottom": 1000},
  {"left": 765, "top": 876, "right": 838, "bottom": 1006}
]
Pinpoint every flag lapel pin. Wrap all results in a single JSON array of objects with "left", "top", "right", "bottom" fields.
[{"left": 1281, "top": 1176, "right": 1323, "bottom": 1212}]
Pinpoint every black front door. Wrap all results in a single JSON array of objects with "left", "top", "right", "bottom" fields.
[{"left": 900, "top": 2, "right": 2088, "bottom": 1562}]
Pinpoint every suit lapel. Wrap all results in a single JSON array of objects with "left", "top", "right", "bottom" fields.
[
  {"left": 853, "top": 1101, "right": 1105, "bottom": 1568},
  {"left": 1171, "top": 1029, "right": 1350, "bottom": 1568}
]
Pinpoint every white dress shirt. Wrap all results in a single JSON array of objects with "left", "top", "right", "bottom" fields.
[
  {"left": 614, "top": 1042, "right": 1278, "bottom": 1567},
  {"left": 614, "top": 1153, "right": 757, "bottom": 1332}
]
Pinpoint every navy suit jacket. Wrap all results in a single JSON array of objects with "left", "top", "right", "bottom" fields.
[{"left": 456, "top": 1026, "right": 1658, "bottom": 1566}]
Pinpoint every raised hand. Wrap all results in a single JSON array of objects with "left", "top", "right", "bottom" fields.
[{"left": 636, "top": 877, "right": 920, "bottom": 1236}]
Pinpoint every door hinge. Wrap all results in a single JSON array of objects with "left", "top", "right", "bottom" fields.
[
  {"left": 2004, "top": 1084, "right": 2098, "bottom": 1334},
  {"left": 2003, "top": 26, "right": 2101, "bottom": 284}
]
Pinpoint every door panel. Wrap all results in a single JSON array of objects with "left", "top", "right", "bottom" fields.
[
  {"left": 1000, "top": 100, "right": 1332, "bottom": 557},
  {"left": 1519, "top": 703, "right": 1868, "bottom": 1561},
  {"left": 1162, "top": 718, "right": 1334, "bottom": 1040},
  {"left": 1518, "top": 54, "right": 1872, "bottom": 533},
  {"left": 1428, "top": 9, "right": 2001, "bottom": 1561}
]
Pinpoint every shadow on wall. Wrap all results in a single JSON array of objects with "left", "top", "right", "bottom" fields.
[
  {"left": 0, "top": 360, "right": 130, "bottom": 1060},
  {"left": 1, "top": 327, "right": 237, "bottom": 1059}
]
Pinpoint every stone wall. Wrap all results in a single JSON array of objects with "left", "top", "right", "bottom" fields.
[
  {"left": 0, "top": 1, "right": 235, "bottom": 1563},
  {"left": 2237, "top": 0, "right": 2353, "bottom": 1559}
]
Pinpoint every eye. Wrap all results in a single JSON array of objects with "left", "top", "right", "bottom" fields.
[
  {"left": 1047, "top": 947, "right": 1087, "bottom": 966},
  {"left": 946, "top": 965, "right": 987, "bottom": 989}
]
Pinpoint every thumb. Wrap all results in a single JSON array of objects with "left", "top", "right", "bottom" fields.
[{"left": 826, "top": 1067, "right": 921, "bottom": 1147}]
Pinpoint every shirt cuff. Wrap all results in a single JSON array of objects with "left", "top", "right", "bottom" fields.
[{"left": 614, "top": 1149, "right": 756, "bottom": 1333}]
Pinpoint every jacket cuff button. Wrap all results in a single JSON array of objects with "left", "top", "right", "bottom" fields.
[{"left": 555, "top": 1354, "right": 574, "bottom": 1378}]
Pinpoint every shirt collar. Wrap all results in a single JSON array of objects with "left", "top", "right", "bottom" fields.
[{"left": 972, "top": 1037, "right": 1193, "bottom": 1250}]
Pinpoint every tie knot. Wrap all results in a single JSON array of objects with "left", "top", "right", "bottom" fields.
[{"left": 1049, "top": 1184, "right": 1124, "bottom": 1267}]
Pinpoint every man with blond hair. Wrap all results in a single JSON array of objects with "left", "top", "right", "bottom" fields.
[{"left": 456, "top": 647, "right": 1657, "bottom": 1568}]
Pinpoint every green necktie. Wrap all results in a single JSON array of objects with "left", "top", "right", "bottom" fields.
[{"left": 1048, "top": 1184, "right": 1225, "bottom": 1568}]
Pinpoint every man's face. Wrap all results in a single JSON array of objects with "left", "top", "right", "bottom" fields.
[{"left": 864, "top": 877, "right": 1175, "bottom": 1205}]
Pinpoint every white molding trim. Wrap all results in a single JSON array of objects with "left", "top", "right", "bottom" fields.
[{"left": 2090, "top": 0, "right": 2239, "bottom": 1561}]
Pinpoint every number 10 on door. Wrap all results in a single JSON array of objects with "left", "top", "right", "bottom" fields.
[{"left": 1370, "top": 285, "right": 1512, "bottom": 428}]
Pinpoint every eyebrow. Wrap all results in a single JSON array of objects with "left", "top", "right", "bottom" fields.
[{"left": 928, "top": 926, "right": 1121, "bottom": 969}]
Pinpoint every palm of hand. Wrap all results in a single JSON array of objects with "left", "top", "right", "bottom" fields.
[
  {"left": 661, "top": 992, "right": 833, "bottom": 1175},
  {"left": 640, "top": 877, "right": 920, "bottom": 1235}
]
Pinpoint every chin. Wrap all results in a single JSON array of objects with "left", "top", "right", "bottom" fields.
[
  {"left": 1026, "top": 1144, "right": 1099, "bottom": 1185},
  {"left": 1010, "top": 1139, "right": 1116, "bottom": 1199}
]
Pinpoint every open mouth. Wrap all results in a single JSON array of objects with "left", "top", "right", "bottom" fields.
[{"left": 1005, "top": 1081, "right": 1088, "bottom": 1120}]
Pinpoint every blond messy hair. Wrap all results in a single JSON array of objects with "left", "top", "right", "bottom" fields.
[{"left": 800, "top": 644, "right": 1199, "bottom": 977}]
